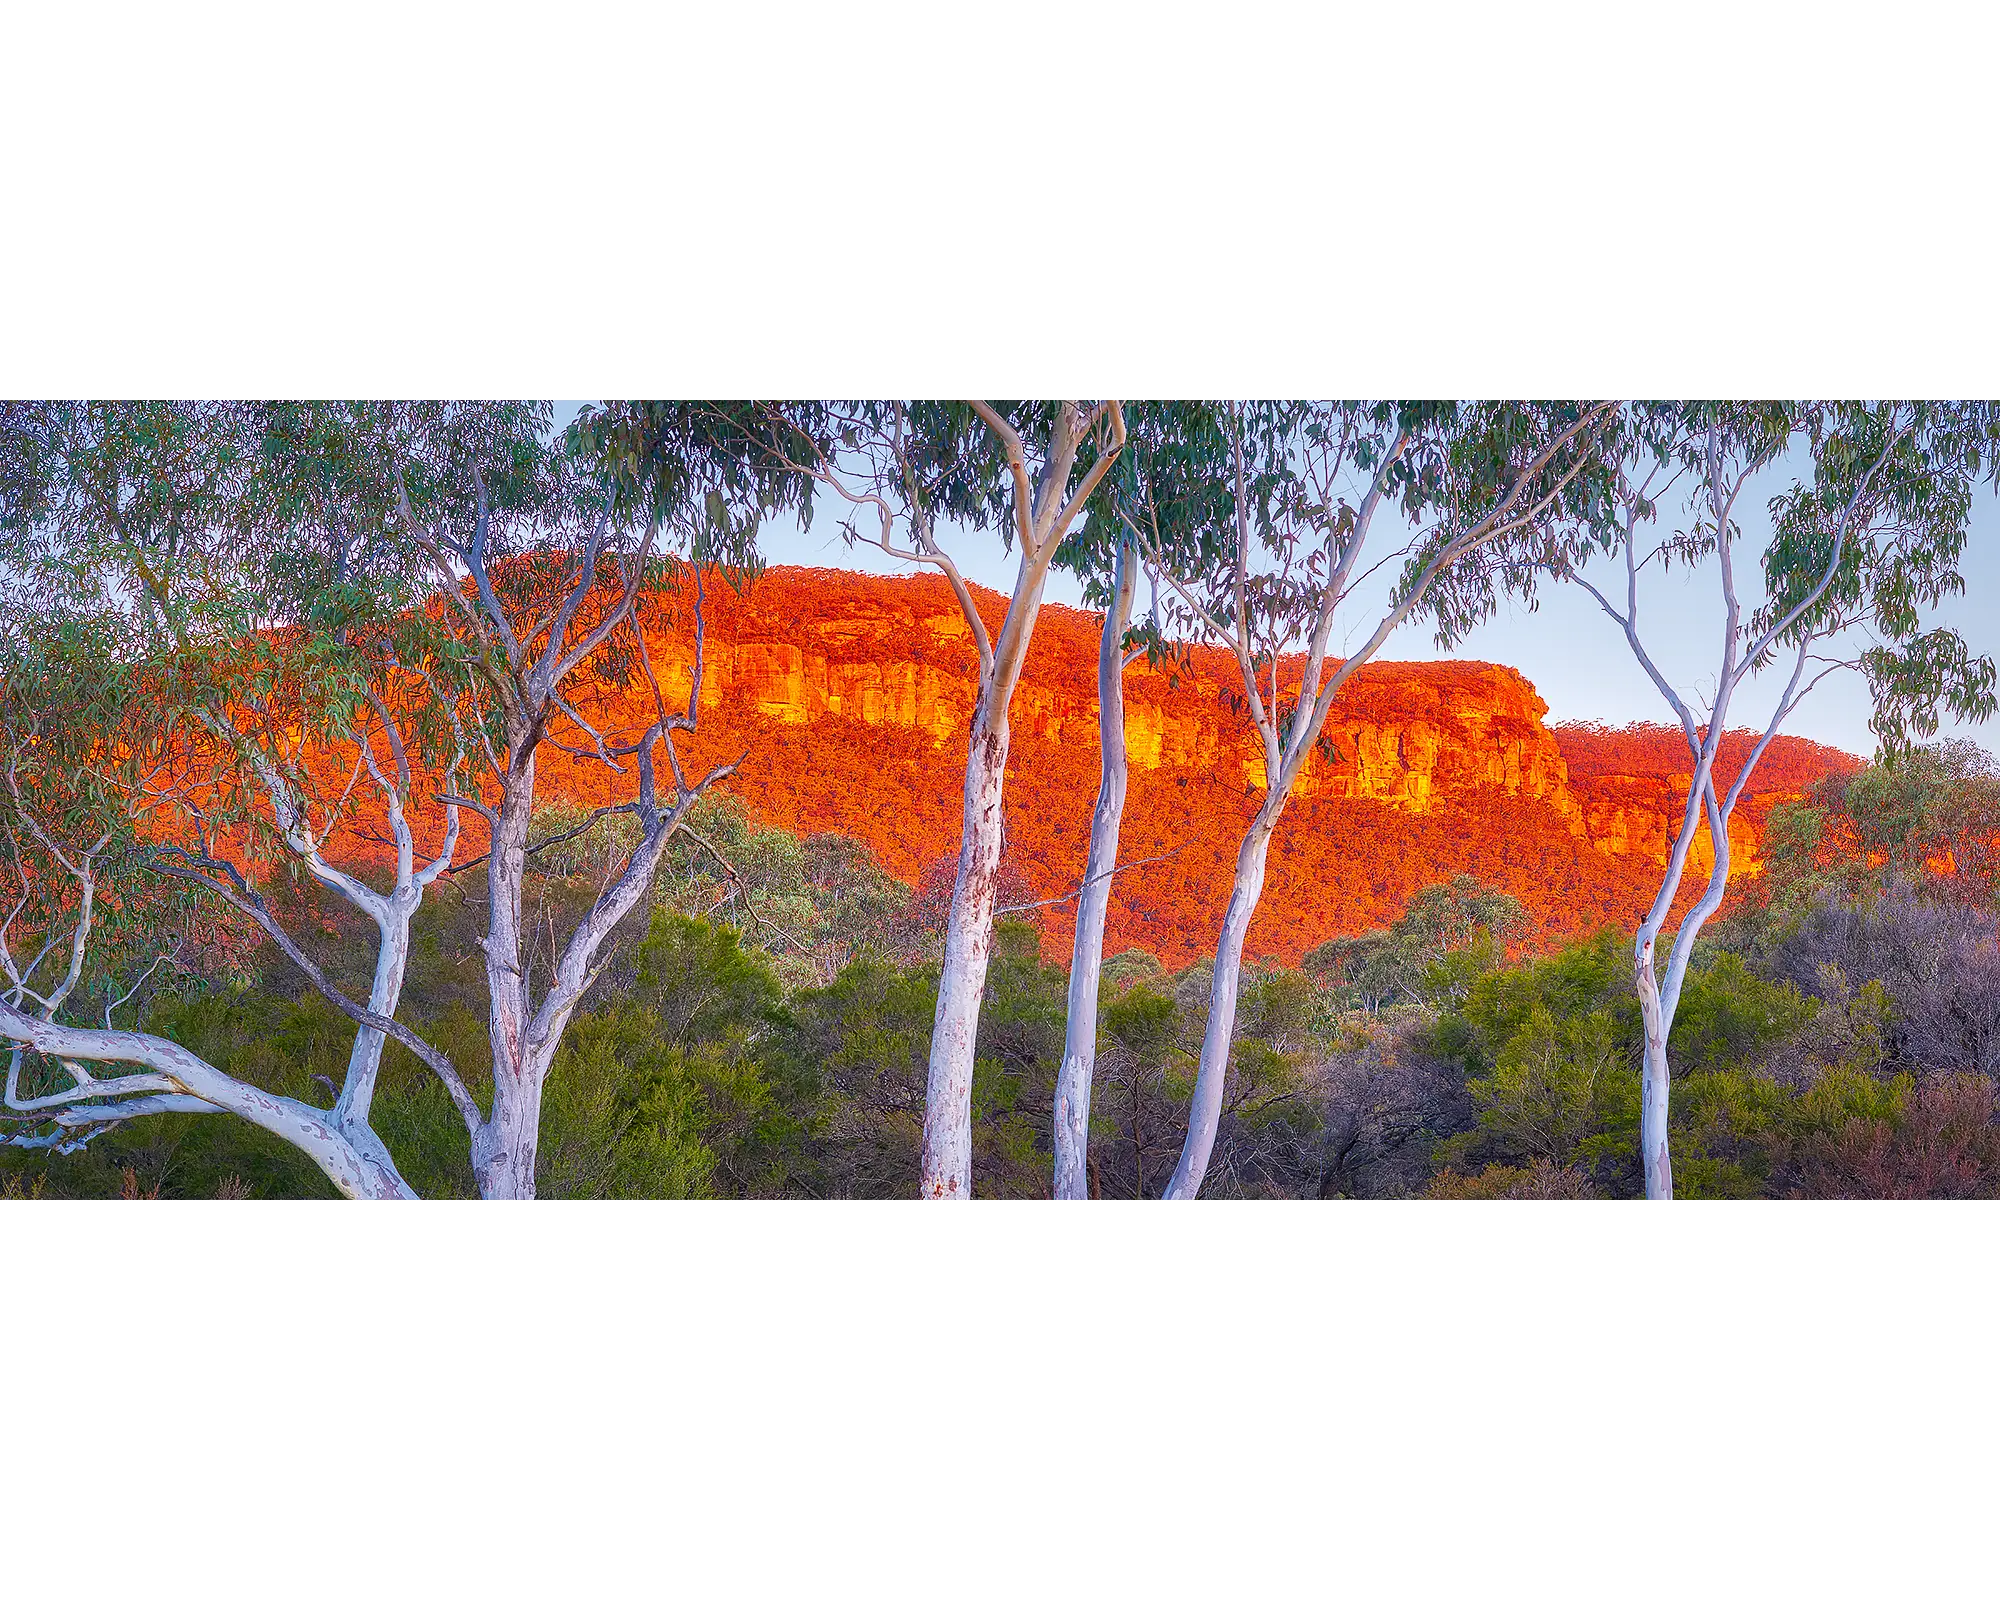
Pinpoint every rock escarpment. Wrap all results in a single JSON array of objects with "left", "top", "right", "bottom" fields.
[{"left": 547, "top": 566, "right": 1860, "bottom": 963}]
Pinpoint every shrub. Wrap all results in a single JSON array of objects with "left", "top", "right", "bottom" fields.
[
  {"left": 1791, "top": 1074, "right": 2000, "bottom": 1199},
  {"left": 1424, "top": 1160, "right": 1598, "bottom": 1199}
]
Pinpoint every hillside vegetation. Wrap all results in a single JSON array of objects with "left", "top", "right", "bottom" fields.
[{"left": 10, "top": 742, "right": 1995, "bottom": 1201}]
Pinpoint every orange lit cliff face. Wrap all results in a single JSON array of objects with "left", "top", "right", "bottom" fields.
[
  {"left": 530, "top": 567, "right": 1864, "bottom": 967},
  {"left": 1553, "top": 722, "right": 1864, "bottom": 886}
]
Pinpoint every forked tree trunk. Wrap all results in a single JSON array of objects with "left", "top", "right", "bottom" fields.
[
  {"left": 920, "top": 511, "right": 1088, "bottom": 1198},
  {"left": 1162, "top": 807, "right": 1279, "bottom": 1200},
  {"left": 1054, "top": 540, "right": 1138, "bottom": 1200},
  {"left": 902, "top": 399, "right": 1124, "bottom": 1198},
  {"left": 454, "top": 559, "right": 742, "bottom": 1199},
  {"left": 1632, "top": 783, "right": 1734, "bottom": 1202}
]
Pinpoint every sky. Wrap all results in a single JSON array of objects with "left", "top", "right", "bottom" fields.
[{"left": 553, "top": 404, "right": 2000, "bottom": 761}]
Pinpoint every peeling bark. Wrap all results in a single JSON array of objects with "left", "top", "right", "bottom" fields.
[
  {"left": 477, "top": 1053, "right": 548, "bottom": 1200},
  {"left": 921, "top": 710, "right": 1012, "bottom": 1199},
  {"left": 476, "top": 745, "right": 541, "bottom": 1198}
]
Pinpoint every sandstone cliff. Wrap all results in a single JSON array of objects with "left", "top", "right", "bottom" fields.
[{"left": 538, "top": 566, "right": 1860, "bottom": 964}]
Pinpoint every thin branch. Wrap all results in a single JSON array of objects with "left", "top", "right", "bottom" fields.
[
  {"left": 993, "top": 848, "right": 1181, "bottom": 917},
  {"left": 144, "top": 850, "right": 484, "bottom": 1137},
  {"left": 105, "top": 950, "right": 176, "bottom": 1030}
]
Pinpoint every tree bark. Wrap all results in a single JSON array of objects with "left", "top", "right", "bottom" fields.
[
  {"left": 854, "top": 400, "right": 1123, "bottom": 1199},
  {"left": 1635, "top": 930, "right": 1674, "bottom": 1202},
  {"left": 0, "top": 1000, "right": 416, "bottom": 1199},
  {"left": 476, "top": 743, "right": 541, "bottom": 1199},
  {"left": 1162, "top": 808, "right": 1279, "bottom": 1199},
  {"left": 453, "top": 554, "right": 740, "bottom": 1199},
  {"left": 478, "top": 1051, "right": 548, "bottom": 1200},
  {"left": 332, "top": 898, "right": 413, "bottom": 1132},
  {"left": 1053, "top": 540, "right": 1138, "bottom": 1200},
  {"left": 920, "top": 699, "right": 1012, "bottom": 1199},
  {"left": 1634, "top": 779, "right": 1735, "bottom": 1202},
  {"left": 917, "top": 502, "right": 1081, "bottom": 1199}
]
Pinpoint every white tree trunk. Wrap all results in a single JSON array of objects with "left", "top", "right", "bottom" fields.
[
  {"left": 332, "top": 902, "right": 412, "bottom": 1132},
  {"left": 1634, "top": 782, "right": 1735, "bottom": 1202},
  {"left": 918, "top": 526, "right": 1076, "bottom": 1198},
  {"left": 477, "top": 1050, "right": 548, "bottom": 1200},
  {"left": 476, "top": 753, "right": 542, "bottom": 1200},
  {"left": 1635, "top": 931, "right": 1674, "bottom": 1201},
  {"left": 335, "top": 1118, "right": 419, "bottom": 1198},
  {"left": 1053, "top": 546, "right": 1137, "bottom": 1200},
  {"left": 920, "top": 701, "right": 1012, "bottom": 1199},
  {"left": 874, "top": 399, "right": 1124, "bottom": 1198},
  {"left": 464, "top": 720, "right": 705, "bottom": 1198},
  {"left": 1162, "top": 811, "right": 1278, "bottom": 1200}
]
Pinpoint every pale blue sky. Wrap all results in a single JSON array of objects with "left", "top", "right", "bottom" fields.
[{"left": 555, "top": 405, "right": 2000, "bottom": 759}]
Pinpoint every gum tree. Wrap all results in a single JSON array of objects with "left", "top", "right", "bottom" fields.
[
  {"left": 0, "top": 400, "right": 471, "bottom": 1194},
  {"left": 1140, "top": 400, "right": 1621, "bottom": 1199},
  {"left": 1049, "top": 402, "right": 1225, "bottom": 1199},
  {"left": 1048, "top": 525, "right": 1143, "bottom": 1200},
  {"left": 0, "top": 400, "right": 807, "bottom": 1197},
  {"left": 1539, "top": 400, "right": 1998, "bottom": 1198},
  {"left": 745, "top": 402, "right": 1126, "bottom": 1199}
]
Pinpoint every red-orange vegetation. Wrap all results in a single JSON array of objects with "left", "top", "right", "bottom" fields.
[
  {"left": 518, "top": 568, "right": 1862, "bottom": 965},
  {"left": 1553, "top": 720, "right": 1865, "bottom": 892},
  {"left": 233, "top": 565, "right": 1863, "bottom": 966}
]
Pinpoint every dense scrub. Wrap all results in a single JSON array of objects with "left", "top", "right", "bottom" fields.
[{"left": 9, "top": 745, "right": 1999, "bottom": 1200}]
